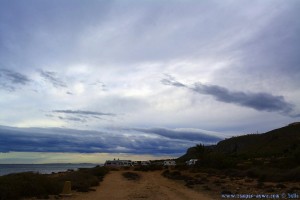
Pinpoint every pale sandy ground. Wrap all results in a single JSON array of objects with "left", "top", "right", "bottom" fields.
[{"left": 61, "top": 170, "right": 215, "bottom": 200}]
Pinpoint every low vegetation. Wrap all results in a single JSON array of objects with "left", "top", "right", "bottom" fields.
[
  {"left": 0, "top": 172, "right": 60, "bottom": 200},
  {"left": 133, "top": 165, "right": 163, "bottom": 171},
  {"left": 122, "top": 172, "right": 140, "bottom": 181},
  {"left": 0, "top": 166, "right": 109, "bottom": 200}
]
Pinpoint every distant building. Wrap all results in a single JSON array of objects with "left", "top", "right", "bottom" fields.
[
  {"left": 163, "top": 160, "right": 176, "bottom": 166},
  {"left": 141, "top": 161, "right": 151, "bottom": 166},
  {"left": 104, "top": 159, "right": 132, "bottom": 167},
  {"left": 132, "top": 161, "right": 140, "bottom": 166},
  {"left": 186, "top": 159, "right": 198, "bottom": 166}
]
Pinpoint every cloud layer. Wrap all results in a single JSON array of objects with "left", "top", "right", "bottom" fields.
[{"left": 0, "top": 125, "right": 222, "bottom": 155}]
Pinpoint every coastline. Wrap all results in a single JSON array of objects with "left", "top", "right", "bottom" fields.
[{"left": 0, "top": 163, "right": 100, "bottom": 176}]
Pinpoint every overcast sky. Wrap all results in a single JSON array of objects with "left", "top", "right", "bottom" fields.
[{"left": 0, "top": 0, "right": 300, "bottom": 163}]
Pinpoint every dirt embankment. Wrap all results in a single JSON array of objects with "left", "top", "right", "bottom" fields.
[{"left": 61, "top": 170, "right": 214, "bottom": 200}]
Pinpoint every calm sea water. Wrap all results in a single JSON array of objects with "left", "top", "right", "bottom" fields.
[{"left": 0, "top": 163, "right": 100, "bottom": 176}]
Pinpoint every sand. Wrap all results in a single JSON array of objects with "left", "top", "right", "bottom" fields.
[{"left": 61, "top": 170, "right": 213, "bottom": 200}]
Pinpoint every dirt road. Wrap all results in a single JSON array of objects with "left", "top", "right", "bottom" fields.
[{"left": 62, "top": 170, "right": 213, "bottom": 200}]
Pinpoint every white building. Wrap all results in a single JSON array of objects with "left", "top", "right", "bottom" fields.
[
  {"left": 141, "top": 161, "right": 151, "bottom": 166},
  {"left": 186, "top": 159, "right": 198, "bottom": 166},
  {"left": 163, "top": 160, "right": 176, "bottom": 166},
  {"left": 104, "top": 159, "right": 132, "bottom": 167}
]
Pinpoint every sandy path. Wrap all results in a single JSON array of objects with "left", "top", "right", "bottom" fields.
[{"left": 62, "top": 170, "right": 212, "bottom": 200}]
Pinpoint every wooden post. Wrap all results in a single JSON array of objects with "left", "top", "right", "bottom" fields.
[{"left": 61, "top": 181, "right": 72, "bottom": 196}]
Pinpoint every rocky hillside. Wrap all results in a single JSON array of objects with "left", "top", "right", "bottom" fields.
[
  {"left": 215, "top": 122, "right": 300, "bottom": 157},
  {"left": 179, "top": 122, "right": 300, "bottom": 161}
]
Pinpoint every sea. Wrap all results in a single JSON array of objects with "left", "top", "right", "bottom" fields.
[{"left": 0, "top": 163, "right": 100, "bottom": 176}]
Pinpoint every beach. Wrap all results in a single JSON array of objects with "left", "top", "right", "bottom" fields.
[{"left": 59, "top": 170, "right": 213, "bottom": 200}]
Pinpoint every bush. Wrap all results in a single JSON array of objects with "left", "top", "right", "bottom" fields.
[
  {"left": 162, "top": 170, "right": 191, "bottom": 181},
  {"left": 57, "top": 171, "right": 99, "bottom": 192},
  {"left": 0, "top": 172, "right": 61, "bottom": 200},
  {"left": 202, "top": 185, "right": 211, "bottom": 190},
  {"left": 78, "top": 166, "right": 109, "bottom": 177},
  {"left": 134, "top": 165, "right": 163, "bottom": 171},
  {"left": 175, "top": 164, "right": 188, "bottom": 171},
  {"left": 56, "top": 166, "right": 109, "bottom": 192},
  {"left": 256, "top": 181, "right": 265, "bottom": 189},
  {"left": 245, "top": 166, "right": 300, "bottom": 182},
  {"left": 122, "top": 172, "right": 140, "bottom": 180},
  {"left": 198, "top": 153, "right": 237, "bottom": 169},
  {"left": 279, "top": 166, "right": 300, "bottom": 182},
  {"left": 287, "top": 186, "right": 300, "bottom": 193},
  {"left": 276, "top": 183, "right": 287, "bottom": 189},
  {"left": 221, "top": 190, "right": 232, "bottom": 195}
]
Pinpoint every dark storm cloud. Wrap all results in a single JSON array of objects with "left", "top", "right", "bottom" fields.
[
  {"left": 39, "top": 70, "right": 67, "bottom": 88},
  {"left": 0, "top": 69, "right": 31, "bottom": 91},
  {"left": 0, "top": 126, "right": 197, "bottom": 154},
  {"left": 162, "top": 76, "right": 296, "bottom": 116},
  {"left": 193, "top": 83, "right": 294, "bottom": 114},
  {"left": 53, "top": 110, "right": 116, "bottom": 116},
  {"left": 132, "top": 128, "right": 222, "bottom": 143}
]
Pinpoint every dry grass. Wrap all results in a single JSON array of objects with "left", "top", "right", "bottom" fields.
[{"left": 162, "top": 168, "right": 300, "bottom": 199}]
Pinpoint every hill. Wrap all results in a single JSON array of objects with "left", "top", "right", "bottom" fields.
[
  {"left": 215, "top": 122, "right": 300, "bottom": 157},
  {"left": 176, "top": 123, "right": 300, "bottom": 186},
  {"left": 178, "top": 122, "right": 300, "bottom": 166}
]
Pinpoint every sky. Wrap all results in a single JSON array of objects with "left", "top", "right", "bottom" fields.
[{"left": 0, "top": 0, "right": 300, "bottom": 163}]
